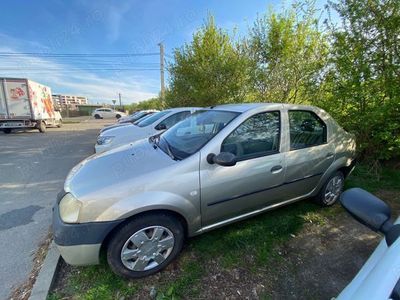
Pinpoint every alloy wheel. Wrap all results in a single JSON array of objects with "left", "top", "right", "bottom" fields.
[
  {"left": 120, "top": 226, "right": 175, "bottom": 271},
  {"left": 324, "top": 175, "right": 344, "bottom": 205}
]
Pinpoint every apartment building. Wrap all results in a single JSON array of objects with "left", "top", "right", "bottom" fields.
[{"left": 52, "top": 94, "right": 88, "bottom": 110}]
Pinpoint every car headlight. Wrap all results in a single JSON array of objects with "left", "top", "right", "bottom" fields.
[
  {"left": 59, "top": 193, "right": 82, "bottom": 223},
  {"left": 97, "top": 136, "right": 114, "bottom": 145}
]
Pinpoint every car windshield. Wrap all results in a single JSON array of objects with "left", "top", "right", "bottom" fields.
[
  {"left": 133, "top": 113, "right": 152, "bottom": 125},
  {"left": 136, "top": 110, "right": 170, "bottom": 127},
  {"left": 158, "top": 110, "right": 239, "bottom": 160},
  {"left": 130, "top": 111, "right": 147, "bottom": 121},
  {"left": 129, "top": 111, "right": 140, "bottom": 117}
]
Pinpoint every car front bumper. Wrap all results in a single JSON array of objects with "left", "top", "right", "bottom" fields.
[{"left": 52, "top": 191, "right": 124, "bottom": 265}]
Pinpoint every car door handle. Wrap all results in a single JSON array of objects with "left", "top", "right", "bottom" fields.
[
  {"left": 326, "top": 152, "right": 334, "bottom": 158},
  {"left": 270, "top": 165, "right": 283, "bottom": 174}
]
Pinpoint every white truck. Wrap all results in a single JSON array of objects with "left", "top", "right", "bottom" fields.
[{"left": 0, "top": 78, "right": 62, "bottom": 133}]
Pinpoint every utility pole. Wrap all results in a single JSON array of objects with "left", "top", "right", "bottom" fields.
[
  {"left": 118, "top": 93, "right": 122, "bottom": 110},
  {"left": 158, "top": 42, "right": 165, "bottom": 99}
]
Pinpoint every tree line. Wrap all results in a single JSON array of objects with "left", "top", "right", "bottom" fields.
[{"left": 129, "top": 0, "right": 400, "bottom": 162}]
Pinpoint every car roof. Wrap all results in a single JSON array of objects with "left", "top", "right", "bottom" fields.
[
  {"left": 164, "top": 107, "right": 201, "bottom": 112},
  {"left": 204, "top": 103, "right": 324, "bottom": 113}
]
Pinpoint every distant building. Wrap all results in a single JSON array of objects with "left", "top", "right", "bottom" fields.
[
  {"left": 76, "top": 104, "right": 104, "bottom": 115},
  {"left": 52, "top": 94, "right": 88, "bottom": 110}
]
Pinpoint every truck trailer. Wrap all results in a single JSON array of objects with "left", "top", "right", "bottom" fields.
[{"left": 0, "top": 78, "right": 62, "bottom": 133}]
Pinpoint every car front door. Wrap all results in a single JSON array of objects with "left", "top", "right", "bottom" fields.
[
  {"left": 104, "top": 109, "right": 113, "bottom": 118},
  {"left": 283, "top": 109, "right": 335, "bottom": 199},
  {"left": 200, "top": 110, "right": 286, "bottom": 227}
]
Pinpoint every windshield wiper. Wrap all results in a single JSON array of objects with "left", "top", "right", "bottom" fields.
[{"left": 161, "top": 136, "right": 178, "bottom": 160}]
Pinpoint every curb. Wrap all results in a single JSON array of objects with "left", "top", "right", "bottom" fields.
[{"left": 29, "top": 242, "right": 60, "bottom": 300}]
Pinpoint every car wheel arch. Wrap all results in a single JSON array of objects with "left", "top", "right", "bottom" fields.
[
  {"left": 310, "top": 157, "right": 355, "bottom": 197},
  {"left": 100, "top": 209, "right": 189, "bottom": 253}
]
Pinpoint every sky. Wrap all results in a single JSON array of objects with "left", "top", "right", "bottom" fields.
[{"left": 0, "top": 0, "right": 329, "bottom": 104}]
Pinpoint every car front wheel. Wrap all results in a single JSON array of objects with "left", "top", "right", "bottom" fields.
[{"left": 107, "top": 213, "right": 184, "bottom": 279}]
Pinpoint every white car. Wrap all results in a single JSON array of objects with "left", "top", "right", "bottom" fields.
[
  {"left": 100, "top": 111, "right": 157, "bottom": 134},
  {"left": 117, "top": 110, "right": 158, "bottom": 123},
  {"left": 338, "top": 188, "right": 400, "bottom": 300},
  {"left": 92, "top": 108, "right": 127, "bottom": 119},
  {"left": 95, "top": 107, "right": 199, "bottom": 153}
]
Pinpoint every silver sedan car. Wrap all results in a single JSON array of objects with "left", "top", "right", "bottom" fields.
[{"left": 53, "top": 103, "right": 356, "bottom": 278}]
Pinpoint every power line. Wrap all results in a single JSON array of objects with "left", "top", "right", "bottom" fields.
[
  {"left": 0, "top": 68, "right": 159, "bottom": 71},
  {"left": 0, "top": 52, "right": 160, "bottom": 57}
]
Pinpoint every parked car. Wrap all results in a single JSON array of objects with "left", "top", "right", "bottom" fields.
[
  {"left": 337, "top": 188, "right": 400, "bottom": 300},
  {"left": 99, "top": 110, "right": 158, "bottom": 134},
  {"left": 95, "top": 107, "right": 199, "bottom": 153},
  {"left": 0, "top": 77, "right": 62, "bottom": 133},
  {"left": 92, "top": 108, "right": 126, "bottom": 119},
  {"left": 53, "top": 103, "right": 356, "bottom": 279},
  {"left": 117, "top": 110, "right": 158, "bottom": 124}
]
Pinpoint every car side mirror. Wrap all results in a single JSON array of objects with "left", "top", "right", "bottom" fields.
[
  {"left": 340, "top": 188, "right": 391, "bottom": 232},
  {"left": 207, "top": 152, "right": 237, "bottom": 167},
  {"left": 340, "top": 188, "right": 400, "bottom": 246},
  {"left": 156, "top": 123, "right": 167, "bottom": 131}
]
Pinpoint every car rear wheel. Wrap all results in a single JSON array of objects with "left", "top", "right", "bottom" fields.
[
  {"left": 94, "top": 114, "right": 101, "bottom": 119},
  {"left": 314, "top": 171, "right": 344, "bottom": 206},
  {"left": 3, "top": 128, "right": 12, "bottom": 134},
  {"left": 116, "top": 114, "right": 121, "bottom": 119},
  {"left": 107, "top": 213, "right": 184, "bottom": 279},
  {"left": 37, "top": 121, "right": 46, "bottom": 133}
]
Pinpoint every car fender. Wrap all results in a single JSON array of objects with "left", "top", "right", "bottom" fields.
[
  {"left": 96, "top": 191, "right": 201, "bottom": 236},
  {"left": 310, "top": 155, "right": 355, "bottom": 197}
]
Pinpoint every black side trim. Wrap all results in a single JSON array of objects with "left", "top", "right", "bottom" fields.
[
  {"left": 52, "top": 197, "right": 124, "bottom": 246},
  {"left": 207, "top": 172, "right": 323, "bottom": 207}
]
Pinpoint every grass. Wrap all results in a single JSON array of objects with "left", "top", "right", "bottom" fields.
[
  {"left": 48, "top": 163, "right": 400, "bottom": 299},
  {"left": 345, "top": 163, "right": 400, "bottom": 192}
]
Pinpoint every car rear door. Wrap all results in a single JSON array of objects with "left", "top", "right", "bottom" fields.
[
  {"left": 283, "top": 109, "right": 335, "bottom": 199},
  {"left": 200, "top": 110, "right": 286, "bottom": 227}
]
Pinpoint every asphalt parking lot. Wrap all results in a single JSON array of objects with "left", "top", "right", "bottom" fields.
[{"left": 0, "top": 118, "right": 111, "bottom": 299}]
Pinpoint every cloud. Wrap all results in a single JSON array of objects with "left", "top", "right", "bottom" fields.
[{"left": 0, "top": 34, "right": 159, "bottom": 104}]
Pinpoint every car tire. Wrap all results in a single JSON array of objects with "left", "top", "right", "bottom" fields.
[
  {"left": 116, "top": 114, "right": 121, "bottom": 119},
  {"left": 3, "top": 128, "right": 12, "bottom": 134},
  {"left": 38, "top": 121, "right": 46, "bottom": 133},
  {"left": 57, "top": 120, "right": 62, "bottom": 128},
  {"left": 314, "top": 171, "right": 344, "bottom": 206},
  {"left": 94, "top": 114, "right": 101, "bottom": 119},
  {"left": 107, "top": 213, "right": 184, "bottom": 279}
]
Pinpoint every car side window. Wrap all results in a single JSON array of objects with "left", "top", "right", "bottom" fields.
[
  {"left": 289, "top": 110, "right": 327, "bottom": 150},
  {"left": 158, "top": 111, "right": 191, "bottom": 129},
  {"left": 221, "top": 111, "right": 280, "bottom": 161}
]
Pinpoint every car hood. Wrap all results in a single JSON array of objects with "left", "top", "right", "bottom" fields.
[
  {"left": 100, "top": 124, "right": 157, "bottom": 148},
  {"left": 99, "top": 123, "right": 141, "bottom": 136},
  {"left": 65, "top": 139, "right": 175, "bottom": 198},
  {"left": 100, "top": 122, "right": 132, "bottom": 133}
]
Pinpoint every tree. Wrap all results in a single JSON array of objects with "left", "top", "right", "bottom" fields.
[
  {"left": 167, "top": 16, "right": 250, "bottom": 107},
  {"left": 246, "top": 2, "right": 328, "bottom": 103},
  {"left": 320, "top": 0, "right": 400, "bottom": 160},
  {"left": 125, "top": 96, "right": 165, "bottom": 113}
]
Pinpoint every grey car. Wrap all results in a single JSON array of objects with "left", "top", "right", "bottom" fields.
[{"left": 53, "top": 103, "right": 356, "bottom": 278}]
